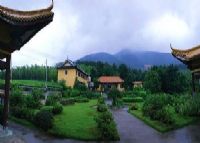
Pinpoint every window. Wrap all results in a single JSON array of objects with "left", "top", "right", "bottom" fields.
[{"left": 65, "top": 70, "right": 68, "bottom": 75}]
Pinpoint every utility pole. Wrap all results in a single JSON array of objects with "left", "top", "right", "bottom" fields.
[{"left": 45, "top": 59, "right": 47, "bottom": 90}]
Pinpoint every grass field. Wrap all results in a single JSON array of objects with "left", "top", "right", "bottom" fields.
[
  {"left": 49, "top": 100, "right": 99, "bottom": 140},
  {"left": 0, "top": 79, "right": 62, "bottom": 88},
  {"left": 129, "top": 103, "right": 199, "bottom": 132}
]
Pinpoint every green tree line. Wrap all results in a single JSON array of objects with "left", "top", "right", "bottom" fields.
[
  {"left": 0, "top": 65, "right": 57, "bottom": 82},
  {"left": 78, "top": 61, "right": 146, "bottom": 89}
]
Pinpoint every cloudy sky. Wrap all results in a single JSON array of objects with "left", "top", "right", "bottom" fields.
[{"left": 0, "top": 0, "right": 200, "bottom": 66}]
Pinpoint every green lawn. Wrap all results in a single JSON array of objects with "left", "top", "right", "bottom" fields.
[
  {"left": 0, "top": 79, "right": 62, "bottom": 88},
  {"left": 129, "top": 103, "right": 199, "bottom": 132},
  {"left": 49, "top": 100, "right": 99, "bottom": 140}
]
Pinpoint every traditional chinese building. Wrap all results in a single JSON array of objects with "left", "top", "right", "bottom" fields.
[
  {"left": 57, "top": 59, "right": 90, "bottom": 88},
  {"left": 0, "top": 1, "right": 54, "bottom": 129},
  {"left": 171, "top": 44, "right": 200, "bottom": 95},
  {"left": 97, "top": 76, "right": 124, "bottom": 92},
  {"left": 133, "top": 81, "right": 143, "bottom": 88}
]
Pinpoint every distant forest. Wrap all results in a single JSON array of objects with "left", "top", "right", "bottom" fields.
[
  {"left": 0, "top": 65, "right": 57, "bottom": 82},
  {"left": 0, "top": 61, "right": 191, "bottom": 91}
]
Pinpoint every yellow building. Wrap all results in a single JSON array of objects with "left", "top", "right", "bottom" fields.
[
  {"left": 57, "top": 59, "right": 90, "bottom": 88},
  {"left": 97, "top": 76, "right": 124, "bottom": 92}
]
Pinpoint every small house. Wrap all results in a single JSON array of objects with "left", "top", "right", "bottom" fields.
[
  {"left": 133, "top": 81, "right": 143, "bottom": 88},
  {"left": 97, "top": 76, "right": 124, "bottom": 92}
]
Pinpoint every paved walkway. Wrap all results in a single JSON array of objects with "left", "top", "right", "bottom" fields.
[
  {"left": 0, "top": 109, "right": 200, "bottom": 143},
  {"left": 112, "top": 108, "right": 200, "bottom": 143},
  {"left": 0, "top": 122, "right": 90, "bottom": 143}
]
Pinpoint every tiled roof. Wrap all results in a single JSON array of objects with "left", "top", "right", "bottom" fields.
[
  {"left": 57, "top": 59, "right": 89, "bottom": 76},
  {"left": 171, "top": 44, "right": 200, "bottom": 62},
  {"left": 98, "top": 76, "right": 124, "bottom": 83},
  {"left": 0, "top": 0, "right": 54, "bottom": 25}
]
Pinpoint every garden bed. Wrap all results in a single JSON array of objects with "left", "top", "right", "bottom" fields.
[
  {"left": 49, "top": 100, "right": 99, "bottom": 140},
  {"left": 129, "top": 103, "right": 199, "bottom": 132}
]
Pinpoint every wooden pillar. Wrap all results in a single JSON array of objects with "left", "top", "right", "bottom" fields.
[
  {"left": 2, "top": 55, "right": 11, "bottom": 129},
  {"left": 192, "top": 72, "right": 195, "bottom": 96}
]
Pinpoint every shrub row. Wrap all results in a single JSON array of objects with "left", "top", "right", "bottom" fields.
[
  {"left": 96, "top": 97, "right": 120, "bottom": 141},
  {"left": 122, "top": 97, "right": 143, "bottom": 103}
]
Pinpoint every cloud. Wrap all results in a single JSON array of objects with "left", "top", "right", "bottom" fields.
[{"left": 0, "top": 0, "right": 200, "bottom": 66}]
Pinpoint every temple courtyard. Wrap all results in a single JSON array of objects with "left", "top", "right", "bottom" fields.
[{"left": 0, "top": 108, "right": 199, "bottom": 143}]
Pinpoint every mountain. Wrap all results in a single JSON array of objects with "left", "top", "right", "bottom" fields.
[
  {"left": 78, "top": 49, "right": 181, "bottom": 69},
  {"left": 78, "top": 52, "right": 123, "bottom": 65}
]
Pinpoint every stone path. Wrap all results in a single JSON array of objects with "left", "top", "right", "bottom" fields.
[{"left": 112, "top": 108, "right": 200, "bottom": 143}]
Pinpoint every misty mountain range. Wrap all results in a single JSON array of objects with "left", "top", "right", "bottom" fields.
[{"left": 78, "top": 49, "right": 182, "bottom": 69}]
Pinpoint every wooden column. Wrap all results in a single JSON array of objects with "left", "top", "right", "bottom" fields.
[
  {"left": 192, "top": 72, "right": 195, "bottom": 96},
  {"left": 2, "top": 55, "right": 11, "bottom": 129}
]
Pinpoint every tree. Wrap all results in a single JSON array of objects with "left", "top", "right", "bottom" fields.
[
  {"left": 108, "top": 88, "right": 122, "bottom": 106},
  {"left": 144, "top": 70, "right": 161, "bottom": 93}
]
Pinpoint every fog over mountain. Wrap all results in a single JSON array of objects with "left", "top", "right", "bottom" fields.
[{"left": 79, "top": 49, "right": 181, "bottom": 69}]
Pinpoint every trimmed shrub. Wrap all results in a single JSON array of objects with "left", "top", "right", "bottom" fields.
[
  {"left": 96, "top": 110, "right": 120, "bottom": 140},
  {"left": 81, "top": 91, "right": 101, "bottom": 99},
  {"left": 52, "top": 103, "right": 63, "bottom": 115},
  {"left": 32, "top": 88, "right": 44, "bottom": 100},
  {"left": 11, "top": 107, "right": 35, "bottom": 122},
  {"left": 26, "top": 94, "right": 42, "bottom": 109},
  {"left": 70, "top": 89, "right": 80, "bottom": 97},
  {"left": 129, "top": 103, "right": 138, "bottom": 110},
  {"left": 108, "top": 88, "right": 122, "bottom": 106},
  {"left": 98, "top": 97, "right": 105, "bottom": 104},
  {"left": 60, "top": 98, "right": 75, "bottom": 105},
  {"left": 34, "top": 110, "right": 53, "bottom": 131},
  {"left": 97, "top": 104, "right": 108, "bottom": 112},
  {"left": 75, "top": 97, "right": 89, "bottom": 103},
  {"left": 40, "top": 106, "right": 53, "bottom": 113},
  {"left": 122, "top": 97, "right": 143, "bottom": 103},
  {"left": 10, "top": 88, "right": 26, "bottom": 107}
]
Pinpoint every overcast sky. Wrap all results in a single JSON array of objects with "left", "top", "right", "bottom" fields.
[{"left": 0, "top": 0, "right": 200, "bottom": 66}]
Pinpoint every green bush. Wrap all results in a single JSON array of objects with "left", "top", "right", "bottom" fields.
[
  {"left": 26, "top": 94, "right": 42, "bottom": 109},
  {"left": 40, "top": 106, "right": 53, "bottom": 113},
  {"left": 97, "top": 104, "right": 107, "bottom": 112},
  {"left": 74, "top": 79, "right": 87, "bottom": 91},
  {"left": 122, "top": 97, "right": 143, "bottom": 103},
  {"left": 0, "top": 105, "right": 3, "bottom": 125},
  {"left": 52, "top": 103, "right": 63, "bottom": 115},
  {"left": 75, "top": 97, "right": 89, "bottom": 103},
  {"left": 10, "top": 88, "right": 26, "bottom": 107},
  {"left": 108, "top": 88, "right": 122, "bottom": 106},
  {"left": 11, "top": 107, "right": 35, "bottom": 122},
  {"left": 32, "top": 88, "right": 44, "bottom": 100},
  {"left": 98, "top": 97, "right": 105, "bottom": 104},
  {"left": 142, "top": 94, "right": 175, "bottom": 124},
  {"left": 46, "top": 96, "right": 54, "bottom": 106},
  {"left": 81, "top": 91, "right": 101, "bottom": 99},
  {"left": 60, "top": 98, "right": 75, "bottom": 105},
  {"left": 95, "top": 110, "right": 120, "bottom": 140},
  {"left": 100, "top": 121, "right": 120, "bottom": 140},
  {"left": 175, "top": 94, "right": 200, "bottom": 116},
  {"left": 34, "top": 110, "right": 53, "bottom": 131},
  {"left": 70, "top": 89, "right": 80, "bottom": 97},
  {"left": 129, "top": 103, "right": 138, "bottom": 110},
  {"left": 46, "top": 93, "right": 62, "bottom": 106}
]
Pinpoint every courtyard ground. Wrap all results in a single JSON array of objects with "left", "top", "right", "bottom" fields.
[{"left": 1, "top": 107, "right": 200, "bottom": 143}]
